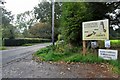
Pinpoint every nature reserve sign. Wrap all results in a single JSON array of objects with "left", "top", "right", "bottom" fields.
[
  {"left": 98, "top": 49, "right": 118, "bottom": 60},
  {"left": 82, "top": 19, "right": 109, "bottom": 40}
]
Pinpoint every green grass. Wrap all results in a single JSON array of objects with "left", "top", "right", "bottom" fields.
[
  {"left": 110, "top": 40, "right": 120, "bottom": 47},
  {"left": 98, "top": 40, "right": 120, "bottom": 48},
  {"left": 22, "top": 44, "right": 32, "bottom": 46},
  {"left": 0, "top": 46, "right": 7, "bottom": 50},
  {"left": 63, "top": 53, "right": 105, "bottom": 63},
  {"left": 35, "top": 46, "right": 74, "bottom": 61},
  {"left": 33, "top": 44, "right": 120, "bottom": 74}
]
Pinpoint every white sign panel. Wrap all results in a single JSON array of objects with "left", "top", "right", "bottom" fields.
[
  {"left": 91, "top": 41, "right": 98, "bottom": 48},
  {"left": 105, "top": 40, "right": 110, "bottom": 48},
  {"left": 82, "top": 19, "right": 109, "bottom": 40},
  {"left": 98, "top": 49, "right": 118, "bottom": 60}
]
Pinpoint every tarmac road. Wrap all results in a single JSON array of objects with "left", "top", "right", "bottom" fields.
[{"left": 0, "top": 43, "right": 51, "bottom": 65}]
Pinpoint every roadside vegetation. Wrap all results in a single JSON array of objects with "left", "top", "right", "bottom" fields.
[
  {"left": 111, "top": 40, "right": 120, "bottom": 47},
  {"left": 0, "top": 46, "right": 7, "bottom": 50},
  {"left": 34, "top": 40, "right": 120, "bottom": 74},
  {"left": 22, "top": 44, "right": 32, "bottom": 46},
  {"left": 33, "top": 2, "right": 120, "bottom": 75},
  {"left": 3, "top": 38, "right": 51, "bottom": 46}
]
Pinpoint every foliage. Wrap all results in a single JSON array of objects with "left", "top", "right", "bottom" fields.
[
  {"left": 34, "top": 2, "right": 61, "bottom": 23},
  {"left": 111, "top": 40, "right": 120, "bottom": 47},
  {"left": 2, "top": 24, "right": 16, "bottom": 39},
  {"left": 0, "top": 26, "right": 2, "bottom": 46},
  {"left": 34, "top": 2, "right": 62, "bottom": 39},
  {"left": 34, "top": 45, "right": 74, "bottom": 61},
  {"left": 4, "top": 38, "right": 51, "bottom": 46},
  {"left": 98, "top": 40, "right": 120, "bottom": 48},
  {"left": 34, "top": 44, "right": 120, "bottom": 74},
  {"left": 1, "top": 8, "right": 16, "bottom": 39},
  {"left": 60, "top": 2, "right": 109, "bottom": 46},
  {"left": 106, "top": 1, "right": 120, "bottom": 29},
  {"left": 105, "top": 1, "right": 120, "bottom": 39},
  {"left": 2, "top": 8, "right": 14, "bottom": 26},
  {"left": 34, "top": 2, "right": 51, "bottom": 23},
  {"left": 22, "top": 44, "right": 32, "bottom": 46},
  {"left": 0, "top": 46, "right": 7, "bottom": 50},
  {"left": 15, "top": 11, "right": 37, "bottom": 38},
  {"left": 29, "top": 22, "right": 51, "bottom": 39},
  {"left": 88, "top": 2, "right": 110, "bottom": 20}
]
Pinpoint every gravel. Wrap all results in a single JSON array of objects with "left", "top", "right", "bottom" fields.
[{"left": 2, "top": 54, "right": 119, "bottom": 78}]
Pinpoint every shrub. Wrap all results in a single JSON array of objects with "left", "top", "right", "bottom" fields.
[{"left": 4, "top": 38, "right": 51, "bottom": 46}]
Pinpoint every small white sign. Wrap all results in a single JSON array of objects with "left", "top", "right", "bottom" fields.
[
  {"left": 98, "top": 49, "right": 118, "bottom": 60},
  {"left": 91, "top": 41, "right": 97, "bottom": 48},
  {"left": 105, "top": 40, "right": 110, "bottom": 48}
]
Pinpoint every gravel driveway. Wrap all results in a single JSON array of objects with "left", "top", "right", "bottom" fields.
[{"left": 2, "top": 53, "right": 119, "bottom": 78}]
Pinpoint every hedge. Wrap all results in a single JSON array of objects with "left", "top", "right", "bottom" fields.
[{"left": 4, "top": 38, "right": 51, "bottom": 46}]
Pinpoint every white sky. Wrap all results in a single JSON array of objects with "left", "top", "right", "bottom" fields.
[{"left": 4, "top": 0, "right": 40, "bottom": 15}]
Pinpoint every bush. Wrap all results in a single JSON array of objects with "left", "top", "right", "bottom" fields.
[{"left": 4, "top": 38, "right": 51, "bottom": 46}]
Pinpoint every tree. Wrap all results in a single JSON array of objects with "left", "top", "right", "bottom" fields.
[
  {"left": 105, "top": 1, "right": 120, "bottom": 38},
  {"left": 16, "top": 11, "right": 36, "bottom": 29},
  {"left": 34, "top": 2, "right": 51, "bottom": 23},
  {"left": 29, "top": 22, "right": 51, "bottom": 39},
  {"left": 1, "top": 7, "right": 16, "bottom": 39},
  {"left": 15, "top": 10, "right": 37, "bottom": 38},
  {"left": 34, "top": 2, "right": 62, "bottom": 39},
  {"left": 60, "top": 2, "right": 110, "bottom": 46},
  {"left": 2, "top": 24, "right": 15, "bottom": 39},
  {"left": 88, "top": 2, "right": 110, "bottom": 20},
  {"left": 2, "top": 8, "right": 14, "bottom": 26}
]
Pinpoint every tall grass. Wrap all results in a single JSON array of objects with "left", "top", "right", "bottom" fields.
[{"left": 34, "top": 43, "right": 120, "bottom": 74}]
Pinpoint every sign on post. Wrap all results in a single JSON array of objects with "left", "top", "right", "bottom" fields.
[
  {"left": 82, "top": 19, "right": 109, "bottom": 40},
  {"left": 91, "top": 41, "right": 98, "bottom": 48},
  {"left": 105, "top": 40, "right": 110, "bottom": 48},
  {"left": 98, "top": 49, "right": 118, "bottom": 60}
]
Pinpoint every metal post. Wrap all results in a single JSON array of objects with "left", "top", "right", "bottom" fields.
[{"left": 52, "top": 0, "right": 54, "bottom": 45}]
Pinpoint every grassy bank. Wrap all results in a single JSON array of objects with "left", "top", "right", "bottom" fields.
[
  {"left": 111, "top": 40, "right": 120, "bottom": 47},
  {"left": 33, "top": 45, "right": 120, "bottom": 74},
  {"left": 0, "top": 46, "right": 7, "bottom": 50}
]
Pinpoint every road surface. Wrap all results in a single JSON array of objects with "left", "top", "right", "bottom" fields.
[
  {"left": 0, "top": 43, "right": 51, "bottom": 65},
  {"left": 0, "top": 43, "right": 119, "bottom": 78}
]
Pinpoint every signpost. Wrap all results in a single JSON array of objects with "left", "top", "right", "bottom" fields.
[
  {"left": 82, "top": 19, "right": 109, "bottom": 55},
  {"left": 98, "top": 49, "right": 118, "bottom": 60}
]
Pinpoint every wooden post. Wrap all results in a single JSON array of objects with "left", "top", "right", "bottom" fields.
[{"left": 83, "top": 40, "right": 86, "bottom": 55}]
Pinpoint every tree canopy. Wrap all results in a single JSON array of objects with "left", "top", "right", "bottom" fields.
[{"left": 60, "top": 2, "right": 111, "bottom": 45}]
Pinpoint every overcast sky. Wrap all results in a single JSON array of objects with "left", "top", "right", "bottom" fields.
[{"left": 4, "top": 0, "right": 40, "bottom": 15}]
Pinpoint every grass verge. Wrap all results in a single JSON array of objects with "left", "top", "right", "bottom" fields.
[
  {"left": 0, "top": 46, "right": 7, "bottom": 50},
  {"left": 22, "top": 44, "right": 32, "bottom": 46},
  {"left": 33, "top": 45, "right": 120, "bottom": 74}
]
